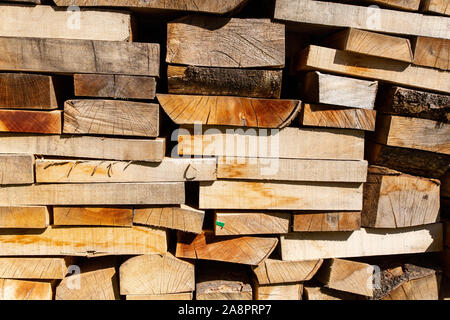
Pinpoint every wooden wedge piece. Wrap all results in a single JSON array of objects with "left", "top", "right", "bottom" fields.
[
  {"left": 214, "top": 211, "right": 290, "bottom": 235},
  {"left": 280, "top": 223, "right": 443, "bottom": 260},
  {"left": 304, "top": 286, "right": 362, "bottom": 300},
  {"left": 200, "top": 180, "right": 363, "bottom": 211},
  {"left": 413, "top": 36, "right": 449, "bottom": 71},
  {"left": 0, "top": 154, "right": 34, "bottom": 185},
  {"left": 252, "top": 259, "right": 323, "bottom": 285},
  {"left": 0, "top": 279, "right": 52, "bottom": 300},
  {"left": 134, "top": 205, "right": 204, "bottom": 234},
  {"left": 293, "top": 211, "right": 361, "bottom": 232},
  {"left": 254, "top": 281, "right": 302, "bottom": 300},
  {"left": 0, "top": 257, "right": 74, "bottom": 280},
  {"left": 0, "top": 206, "right": 49, "bottom": 228},
  {"left": 167, "top": 65, "right": 282, "bottom": 98},
  {"left": 176, "top": 231, "right": 278, "bottom": 265},
  {"left": 0, "top": 134, "right": 165, "bottom": 161},
  {"left": 382, "top": 274, "right": 441, "bottom": 300},
  {"left": 157, "top": 94, "right": 300, "bottom": 128},
  {"left": 0, "top": 226, "right": 167, "bottom": 256},
  {"left": 120, "top": 254, "right": 195, "bottom": 295},
  {"left": 167, "top": 16, "right": 285, "bottom": 68},
  {"left": 74, "top": 74, "right": 156, "bottom": 100},
  {"left": 35, "top": 158, "right": 216, "bottom": 183},
  {"left": 64, "top": 100, "right": 159, "bottom": 137},
  {"left": 362, "top": 166, "right": 440, "bottom": 228},
  {"left": 0, "top": 110, "right": 61, "bottom": 134},
  {"left": 0, "top": 37, "right": 159, "bottom": 77},
  {"left": 53, "top": 207, "right": 133, "bottom": 227}
]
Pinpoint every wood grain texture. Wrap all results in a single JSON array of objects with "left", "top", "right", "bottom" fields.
[
  {"left": 176, "top": 231, "right": 278, "bottom": 265},
  {"left": 382, "top": 274, "right": 440, "bottom": 300},
  {"left": 274, "top": 0, "right": 450, "bottom": 39},
  {"left": 254, "top": 281, "right": 302, "bottom": 300},
  {"left": 413, "top": 36, "right": 449, "bottom": 71},
  {"left": 178, "top": 126, "right": 365, "bottom": 160},
  {"left": 300, "top": 71, "right": 378, "bottom": 109},
  {"left": 120, "top": 254, "right": 195, "bottom": 295},
  {"left": 0, "top": 257, "right": 73, "bottom": 280},
  {"left": 0, "top": 279, "right": 52, "bottom": 300},
  {"left": 56, "top": 258, "right": 119, "bottom": 300},
  {"left": 280, "top": 223, "right": 443, "bottom": 260},
  {"left": 200, "top": 180, "right": 363, "bottom": 211},
  {"left": 167, "top": 16, "right": 285, "bottom": 68},
  {"left": 0, "top": 4, "right": 131, "bottom": 41},
  {"left": 0, "top": 134, "right": 165, "bottom": 161},
  {"left": 54, "top": 0, "right": 249, "bottom": 14},
  {"left": 367, "top": 141, "right": 450, "bottom": 178},
  {"left": 53, "top": 207, "right": 133, "bottom": 227},
  {"left": 0, "top": 182, "right": 184, "bottom": 206},
  {"left": 196, "top": 263, "right": 252, "bottom": 300},
  {"left": 0, "top": 37, "right": 159, "bottom": 77},
  {"left": 126, "top": 292, "right": 193, "bottom": 300},
  {"left": 167, "top": 65, "right": 282, "bottom": 98},
  {"left": 296, "top": 45, "right": 450, "bottom": 94},
  {"left": 74, "top": 74, "right": 156, "bottom": 100},
  {"left": 301, "top": 103, "right": 376, "bottom": 131},
  {"left": 157, "top": 94, "right": 300, "bottom": 128},
  {"left": 252, "top": 259, "right": 323, "bottom": 285},
  {"left": 343, "top": 0, "right": 421, "bottom": 11},
  {"left": 304, "top": 286, "right": 362, "bottom": 300},
  {"left": 0, "top": 206, "right": 49, "bottom": 229},
  {"left": 134, "top": 205, "right": 205, "bottom": 234},
  {"left": 0, "top": 73, "right": 58, "bottom": 109},
  {"left": 0, "top": 154, "right": 34, "bottom": 185},
  {"left": 35, "top": 158, "right": 216, "bottom": 183},
  {"left": 64, "top": 100, "right": 159, "bottom": 137},
  {"left": 422, "top": 0, "right": 450, "bottom": 16},
  {"left": 293, "top": 211, "right": 361, "bottom": 232},
  {"left": 214, "top": 211, "right": 290, "bottom": 235},
  {"left": 362, "top": 166, "right": 441, "bottom": 228},
  {"left": 324, "top": 28, "right": 413, "bottom": 63},
  {"left": 0, "top": 225, "right": 167, "bottom": 256},
  {"left": 0, "top": 110, "right": 61, "bottom": 134},
  {"left": 372, "top": 115, "right": 450, "bottom": 155},
  {"left": 217, "top": 157, "right": 368, "bottom": 182},
  {"left": 317, "top": 259, "right": 374, "bottom": 297},
  {"left": 376, "top": 86, "right": 450, "bottom": 123}
]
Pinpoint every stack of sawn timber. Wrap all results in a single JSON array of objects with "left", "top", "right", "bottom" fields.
[{"left": 0, "top": 0, "right": 448, "bottom": 301}]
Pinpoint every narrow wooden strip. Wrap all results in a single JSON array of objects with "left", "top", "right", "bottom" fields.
[
  {"left": 274, "top": 0, "right": 449, "bottom": 39},
  {"left": 176, "top": 231, "right": 278, "bottom": 266},
  {"left": 324, "top": 28, "right": 413, "bottom": 63},
  {"left": 134, "top": 205, "right": 204, "bottom": 234},
  {"left": 301, "top": 103, "right": 376, "bottom": 131},
  {"left": 0, "top": 206, "right": 49, "bottom": 228},
  {"left": 342, "top": 0, "right": 421, "bottom": 11},
  {"left": 252, "top": 259, "right": 323, "bottom": 285},
  {"left": 64, "top": 100, "right": 159, "bottom": 137},
  {"left": 119, "top": 254, "right": 195, "bottom": 295},
  {"left": 157, "top": 94, "right": 300, "bottom": 129},
  {"left": 167, "top": 65, "right": 282, "bottom": 99},
  {"left": 0, "top": 4, "right": 131, "bottom": 41},
  {"left": 0, "top": 183, "right": 184, "bottom": 206},
  {"left": 35, "top": 158, "right": 216, "bottom": 183},
  {"left": 126, "top": 293, "right": 193, "bottom": 300},
  {"left": 200, "top": 180, "right": 363, "bottom": 211},
  {"left": 0, "top": 154, "right": 34, "bottom": 185},
  {"left": 280, "top": 223, "right": 443, "bottom": 260},
  {"left": 178, "top": 127, "right": 365, "bottom": 160},
  {"left": 413, "top": 36, "right": 449, "bottom": 71},
  {"left": 376, "top": 86, "right": 450, "bottom": 123},
  {"left": 362, "top": 165, "right": 441, "bottom": 228},
  {"left": 296, "top": 45, "right": 450, "bottom": 94},
  {"left": 167, "top": 16, "right": 285, "bottom": 68},
  {"left": 217, "top": 157, "right": 368, "bottom": 182},
  {"left": 0, "top": 37, "right": 159, "bottom": 77},
  {"left": 53, "top": 207, "right": 133, "bottom": 227},
  {"left": 304, "top": 286, "right": 362, "bottom": 300},
  {"left": 422, "top": 0, "right": 450, "bottom": 16},
  {"left": 300, "top": 71, "right": 378, "bottom": 110},
  {"left": 214, "top": 211, "right": 290, "bottom": 235},
  {"left": 0, "top": 134, "right": 165, "bottom": 161},
  {"left": 293, "top": 211, "right": 361, "bottom": 232},
  {"left": 0, "top": 73, "right": 58, "bottom": 109},
  {"left": 0, "top": 226, "right": 167, "bottom": 256},
  {"left": 0, "top": 279, "right": 52, "bottom": 300},
  {"left": 74, "top": 74, "right": 156, "bottom": 100},
  {"left": 254, "top": 281, "right": 303, "bottom": 300},
  {"left": 0, "top": 110, "right": 61, "bottom": 134},
  {"left": 0, "top": 257, "right": 73, "bottom": 280}
]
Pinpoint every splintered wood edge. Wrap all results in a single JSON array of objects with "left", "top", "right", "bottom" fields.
[{"left": 368, "top": 165, "right": 441, "bottom": 185}]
